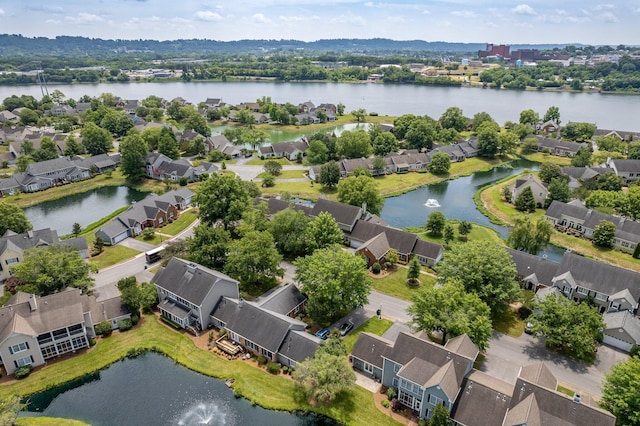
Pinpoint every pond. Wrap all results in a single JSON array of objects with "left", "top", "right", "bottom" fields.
[
  {"left": 24, "top": 186, "right": 148, "bottom": 235},
  {"left": 380, "top": 159, "right": 566, "bottom": 262},
  {"left": 23, "top": 352, "right": 334, "bottom": 426}
]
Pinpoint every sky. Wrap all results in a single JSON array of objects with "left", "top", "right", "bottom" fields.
[{"left": 0, "top": 0, "right": 639, "bottom": 45}]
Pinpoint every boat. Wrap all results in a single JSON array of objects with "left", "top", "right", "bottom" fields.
[{"left": 425, "top": 199, "right": 440, "bottom": 208}]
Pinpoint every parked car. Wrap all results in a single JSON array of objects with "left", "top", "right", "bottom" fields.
[
  {"left": 524, "top": 322, "right": 534, "bottom": 335},
  {"left": 339, "top": 321, "right": 354, "bottom": 336},
  {"left": 315, "top": 328, "right": 330, "bottom": 340}
]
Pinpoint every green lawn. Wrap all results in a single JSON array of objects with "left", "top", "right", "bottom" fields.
[
  {"left": 0, "top": 316, "right": 400, "bottom": 426},
  {"left": 16, "top": 418, "right": 89, "bottom": 426},
  {"left": 370, "top": 268, "right": 436, "bottom": 301},
  {"left": 492, "top": 307, "right": 525, "bottom": 338},
  {"left": 342, "top": 318, "right": 394, "bottom": 353},
  {"left": 522, "top": 151, "right": 572, "bottom": 166},
  {"left": 257, "top": 170, "right": 308, "bottom": 179},
  {"left": 556, "top": 385, "right": 576, "bottom": 397},
  {"left": 134, "top": 234, "right": 164, "bottom": 246},
  {"left": 160, "top": 209, "right": 199, "bottom": 236},
  {"left": 89, "top": 245, "right": 141, "bottom": 270},
  {"left": 246, "top": 158, "right": 291, "bottom": 166},
  {"left": 408, "top": 220, "right": 504, "bottom": 248}
]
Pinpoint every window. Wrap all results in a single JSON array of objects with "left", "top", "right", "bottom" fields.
[
  {"left": 9, "top": 342, "right": 29, "bottom": 354},
  {"left": 428, "top": 394, "right": 444, "bottom": 406},
  {"left": 261, "top": 348, "right": 273, "bottom": 359},
  {"left": 245, "top": 340, "right": 259, "bottom": 352},
  {"left": 5, "top": 258, "right": 19, "bottom": 265},
  {"left": 577, "top": 287, "right": 588, "bottom": 295},
  {"left": 596, "top": 293, "right": 608, "bottom": 301},
  {"left": 364, "top": 362, "right": 374, "bottom": 374},
  {"left": 14, "top": 355, "right": 33, "bottom": 368},
  {"left": 394, "top": 363, "right": 401, "bottom": 373},
  {"left": 230, "top": 332, "right": 239, "bottom": 343}
]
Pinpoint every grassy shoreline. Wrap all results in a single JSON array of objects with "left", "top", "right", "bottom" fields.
[{"left": 0, "top": 316, "right": 400, "bottom": 426}]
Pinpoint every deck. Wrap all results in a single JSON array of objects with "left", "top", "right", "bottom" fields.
[{"left": 216, "top": 336, "right": 243, "bottom": 355}]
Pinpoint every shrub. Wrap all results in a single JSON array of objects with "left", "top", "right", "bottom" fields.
[
  {"left": 282, "top": 366, "right": 289, "bottom": 374},
  {"left": 95, "top": 320, "right": 113, "bottom": 336},
  {"left": 386, "top": 387, "right": 397, "bottom": 401},
  {"left": 104, "top": 170, "right": 113, "bottom": 178},
  {"left": 142, "top": 227, "right": 155, "bottom": 241},
  {"left": 126, "top": 347, "right": 146, "bottom": 358},
  {"left": 14, "top": 365, "right": 33, "bottom": 379},
  {"left": 219, "top": 329, "right": 227, "bottom": 337},
  {"left": 371, "top": 262, "right": 381, "bottom": 274},
  {"left": 257, "top": 356, "right": 268, "bottom": 366},
  {"left": 89, "top": 338, "right": 97, "bottom": 347},
  {"left": 369, "top": 112, "right": 379, "bottom": 116},
  {"left": 262, "top": 175, "right": 275, "bottom": 187},
  {"left": 118, "top": 318, "right": 133, "bottom": 331},
  {"left": 630, "top": 345, "right": 640, "bottom": 358},
  {"left": 267, "top": 362, "right": 281, "bottom": 374},
  {"left": 381, "top": 400, "right": 390, "bottom": 408},
  {"left": 160, "top": 316, "right": 182, "bottom": 329},
  {"left": 179, "top": 177, "right": 188, "bottom": 186}
]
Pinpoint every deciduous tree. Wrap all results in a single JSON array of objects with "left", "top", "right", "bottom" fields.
[
  {"left": 81, "top": 122, "right": 113, "bottom": 155},
  {"left": 592, "top": 220, "right": 616, "bottom": 248},
  {"left": 195, "top": 173, "right": 250, "bottom": 229},
  {"left": 0, "top": 202, "right": 32, "bottom": 235},
  {"left": 571, "top": 146, "right": 592, "bottom": 167},
  {"left": 538, "top": 163, "right": 563, "bottom": 184},
  {"left": 186, "top": 225, "right": 231, "bottom": 270},
  {"left": 439, "top": 106, "right": 467, "bottom": 132},
  {"left": 457, "top": 220, "right": 472, "bottom": 241},
  {"left": 408, "top": 280, "right": 492, "bottom": 350},
  {"left": 294, "top": 246, "right": 370, "bottom": 325},
  {"left": 514, "top": 186, "right": 536, "bottom": 212},
  {"left": 407, "top": 256, "right": 421, "bottom": 286},
  {"left": 306, "top": 140, "right": 328, "bottom": 164},
  {"left": 443, "top": 224, "right": 455, "bottom": 246},
  {"left": 224, "top": 230, "right": 283, "bottom": 291},
  {"left": 542, "top": 106, "right": 560, "bottom": 124},
  {"left": 336, "top": 130, "right": 372, "bottom": 159},
  {"left": 425, "top": 211, "right": 446, "bottom": 236},
  {"left": 507, "top": 215, "right": 552, "bottom": 255},
  {"left": 304, "top": 212, "right": 344, "bottom": 252},
  {"left": 337, "top": 175, "right": 384, "bottom": 215},
  {"left": 263, "top": 160, "right": 282, "bottom": 176},
  {"left": 119, "top": 133, "right": 148, "bottom": 183},
  {"left": 372, "top": 132, "right": 398, "bottom": 156},
  {"left": 318, "top": 161, "right": 341, "bottom": 188},
  {"left": 428, "top": 152, "right": 451, "bottom": 175},
  {"left": 601, "top": 356, "right": 640, "bottom": 425},
  {"left": 471, "top": 111, "right": 495, "bottom": 131},
  {"left": 519, "top": 109, "right": 540, "bottom": 125},
  {"left": 269, "top": 207, "right": 310, "bottom": 256},
  {"left": 546, "top": 178, "right": 571, "bottom": 206}
]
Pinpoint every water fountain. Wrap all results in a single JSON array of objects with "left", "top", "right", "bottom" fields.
[
  {"left": 177, "top": 402, "right": 228, "bottom": 425},
  {"left": 424, "top": 198, "right": 440, "bottom": 208}
]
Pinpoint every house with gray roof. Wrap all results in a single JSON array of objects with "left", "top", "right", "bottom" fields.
[
  {"left": 153, "top": 257, "right": 239, "bottom": 332},
  {"left": 509, "top": 174, "right": 548, "bottom": 207},
  {"left": 602, "top": 310, "right": 640, "bottom": 352},
  {"left": 356, "top": 232, "right": 391, "bottom": 268},
  {"left": 506, "top": 248, "right": 559, "bottom": 291},
  {"left": 560, "top": 166, "right": 603, "bottom": 189},
  {"left": 605, "top": 158, "right": 640, "bottom": 185},
  {"left": 311, "top": 198, "right": 364, "bottom": 233},
  {"left": 450, "top": 370, "right": 513, "bottom": 426},
  {"left": 257, "top": 283, "right": 307, "bottom": 318},
  {"left": 259, "top": 138, "right": 310, "bottom": 161},
  {"left": 532, "top": 135, "right": 585, "bottom": 157},
  {"left": 0, "top": 289, "right": 129, "bottom": 375}
]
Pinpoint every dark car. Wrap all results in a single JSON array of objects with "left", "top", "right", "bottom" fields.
[
  {"left": 315, "top": 328, "right": 330, "bottom": 340},
  {"left": 339, "top": 321, "right": 354, "bottom": 337}
]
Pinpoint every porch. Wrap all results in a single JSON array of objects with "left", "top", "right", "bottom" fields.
[{"left": 216, "top": 336, "right": 243, "bottom": 356}]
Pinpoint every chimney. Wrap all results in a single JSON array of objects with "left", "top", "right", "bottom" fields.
[{"left": 28, "top": 294, "right": 37, "bottom": 311}]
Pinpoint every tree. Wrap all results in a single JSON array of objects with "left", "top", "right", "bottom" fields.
[
  {"left": 443, "top": 224, "right": 455, "bottom": 246},
  {"left": 498, "top": 131, "right": 519, "bottom": 155},
  {"left": 542, "top": 106, "right": 560, "bottom": 124},
  {"left": 521, "top": 137, "right": 539, "bottom": 153},
  {"left": 538, "top": 163, "right": 563, "bottom": 184},
  {"left": 471, "top": 111, "right": 495, "bottom": 131},
  {"left": 139, "top": 282, "right": 159, "bottom": 313},
  {"left": 160, "top": 239, "right": 188, "bottom": 266},
  {"left": 16, "top": 155, "right": 32, "bottom": 173},
  {"left": 12, "top": 245, "right": 94, "bottom": 296},
  {"left": 372, "top": 132, "right": 398, "bottom": 156},
  {"left": 224, "top": 230, "right": 283, "bottom": 290},
  {"left": 439, "top": 106, "right": 467, "bottom": 132},
  {"left": 457, "top": 221, "right": 472, "bottom": 241},
  {"left": 304, "top": 212, "right": 344, "bottom": 252},
  {"left": 186, "top": 225, "right": 231, "bottom": 270},
  {"left": 597, "top": 172, "right": 624, "bottom": 191},
  {"left": 72, "top": 222, "right": 82, "bottom": 237},
  {"left": 318, "top": 161, "right": 341, "bottom": 188},
  {"left": 99, "top": 110, "right": 133, "bottom": 137},
  {"left": 81, "top": 122, "right": 113, "bottom": 155},
  {"left": 428, "top": 404, "right": 452, "bottom": 426},
  {"left": 507, "top": 215, "right": 552, "bottom": 255},
  {"left": 195, "top": 173, "right": 249, "bottom": 230},
  {"left": 294, "top": 246, "right": 370, "bottom": 325},
  {"left": 292, "top": 332, "right": 355, "bottom": 406},
  {"left": 336, "top": 130, "right": 372, "bottom": 159},
  {"left": 64, "top": 135, "right": 84, "bottom": 156},
  {"left": 428, "top": 152, "right": 451, "bottom": 175},
  {"left": 407, "top": 256, "right": 421, "bottom": 285},
  {"left": 119, "top": 133, "right": 148, "bottom": 183},
  {"left": 628, "top": 142, "right": 640, "bottom": 160},
  {"left": 306, "top": 140, "right": 328, "bottom": 165},
  {"left": 529, "top": 295, "right": 603, "bottom": 362},
  {"left": 477, "top": 125, "right": 500, "bottom": 158},
  {"left": 0, "top": 202, "right": 32, "bottom": 235},
  {"left": 571, "top": 146, "right": 592, "bottom": 167},
  {"left": 437, "top": 241, "right": 519, "bottom": 315},
  {"left": 117, "top": 276, "right": 142, "bottom": 314},
  {"left": 351, "top": 108, "right": 366, "bottom": 122},
  {"left": 601, "top": 356, "right": 640, "bottom": 425},
  {"left": 519, "top": 109, "right": 540, "bottom": 125},
  {"left": 158, "top": 131, "right": 180, "bottom": 160},
  {"left": 269, "top": 207, "right": 310, "bottom": 256},
  {"left": 385, "top": 248, "right": 399, "bottom": 267},
  {"left": 18, "top": 108, "right": 39, "bottom": 126},
  {"left": 546, "top": 178, "right": 571, "bottom": 206},
  {"left": 337, "top": 175, "right": 384, "bottom": 215},
  {"left": 263, "top": 160, "right": 282, "bottom": 176},
  {"left": 408, "top": 280, "right": 492, "bottom": 351},
  {"left": 425, "top": 211, "right": 446, "bottom": 236},
  {"left": 560, "top": 122, "right": 596, "bottom": 141},
  {"left": 592, "top": 220, "right": 616, "bottom": 248},
  {"left": 336, "top": 102, "right": 345, "bottom": 116},
  {"left": 184, "top": 112, "right": 211, "bottom": 137},
  {"left": 32, "top": 137, "right": 59, "bottom": 162},
  {"left": 514, "top": 186, "right": 536, "bottom": 212},
  {"left": 405, "top": 119, "right": 438, "bottom": 150}
]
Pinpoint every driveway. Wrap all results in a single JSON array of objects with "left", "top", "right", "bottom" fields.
[{"left": 119, "top": 238, "right": 157, "bottom": 253}]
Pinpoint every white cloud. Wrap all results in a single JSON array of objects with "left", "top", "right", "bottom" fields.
[
  {"left": 599, "top": 12, "right": 618, "bottom": 22},
  {"left": 364, "top": 1, "right": 374, "bottom": 6},
  {"left": 65, "top": 13, "right": 104, "bottom": 24},
  {"left": 253, "top": 13, "right": 272, "bottom": 24},
  {"left": 512, "top": 4, "right": 536, "bottom": 16},
  {"left": 170, "top": 17, "right": 191, "bottom": 24},
  {"left": 194, "top": 11, "right": 222, "bottom": 22},
  {"left": 0, "top": 8, "right": 4, "bottom": 16},
  {"left": 386, "top": 16, "right": 406, "bottom": 24},
  {"left": 279, "top": 15, "right": 320, "bottom": 22},
  {"left": 45, "top": 19, "right": 61, "bottom": 24},
  {"left": 451, "top": 10, "right": 475, "bottom": 18},
  {"left": 422, "top": 9, "right": 430, "bottom": 14},
  {"left": 594, "top": 4, "right": 614, "bottom": 11},
  {"left": 330, "top": 13, "right": 366, "bottom": 25}
]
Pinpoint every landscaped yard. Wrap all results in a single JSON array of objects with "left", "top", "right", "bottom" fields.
[
  {"left": 0, "top": 316, "right": 400, "bottom": 426},
  {"left": 157, "top": 209, "right": 199, "bottom": 236},
  {"left": 257, "top": 170, "right": 308, "bottom": 179},
  {"left": 408, "top": 220, "right": 504, "bottom": 248},
  {"left": 370, "top": 267, "right": 436, "bottom": 301},
  {"left": 246, "top": 158, "right": 291, "bottom": 166},
  {"left": 89, "top": 245, "right": 141, "bottom": 270},
  {"left": 16, "top": 418, "right": 89, "bottom": 426},
  {"left": 492, "top": 307, "right": 525, "bottom": 338},
  {"left": 522, "top": 151, "right": 573, "bottom": 166},
  {"left": 342, "top": 317, "right": 394, "bottom": 353}
]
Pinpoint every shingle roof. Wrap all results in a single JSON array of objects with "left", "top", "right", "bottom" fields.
[
  {"left": 0, "top": 228, "right": 59, "bottom": 254},
  {"left": 451, "top": 370, "right": 513, "bottom": 426},
  {"left": 258, "top": 283, "right": 307, "bottom": 316},
  {"left": 350, "top": 332, "right": 392, "bottom": 369},
  {"left": 358, "top": 232, "right": 390, "bottom": 260},
  {"left": 277, "top": 330, "right": 320, "bottom": 364},
  {"left": 153, "top": 257, "right": 239, "bottom": 306},
  {"left": 413, "top": 238, "right": 443, "bottom": 261},
  {"left": 611, "top": 159, "right": 640, "bottom": 173},
  {"left": 506, "top": 248, "right": 560, "bottom": 286},
  {"left": 311, "top": 198, "right": 362, "bottom": 228},
  {"left": 444, "top": 334, "right": 480, "bottom": 361},
  {"left": 519, "top": 363, "right": 557, "bottom": 390},
  {"left": 603, "top": 310, "right": 640, "bottom": 344}
]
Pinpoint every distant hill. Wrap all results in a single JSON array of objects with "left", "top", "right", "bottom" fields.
[{"left": 0, "top": 34, "right": 579, "bottom": 57}]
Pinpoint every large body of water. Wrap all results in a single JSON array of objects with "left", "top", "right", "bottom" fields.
[
  {"left": 1, "top": 81, "right": 639, "bottom": 130},
  {"left": 24, "top": 186, "right": 147, "bottom": 235},
  {"left": 24, "top": 352, "right": 330, "bottom": 426}
]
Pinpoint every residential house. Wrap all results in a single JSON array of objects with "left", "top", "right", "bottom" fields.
[
  {"left": 0, "top": 157, "right": 91, "bottom": 195},
  {"left": 74, "top": 153, "right": 120, "bottom": 174},
  {"left": 351, "top": 331, "right": 478, "bottom": 420},
  {"left": 509, "top": 174, "right": 548, "bottom": 207},
  {"left": 356, "top": 232, "right": 391, "bottom": 268},
  {"left": 431, "top": 144, "right": 466, "bottom": 163},
  {"left": 235, "top": 102, "right": 260, "bottom": 112},
  {"left": 207, "top": 134, "right": 242, "bottom": 158},
  {"left": 536, "top": 120, "right": 560, "bottom": 134},
  {"left": 450, "top": 370, "right": 513, "bottom": 426},
  {"left": 145, "top": 152, "right": 200, "bottom": 183},
  {"left": 532, "top": 135, "right": 585, "bottom": 157},
  {"left": 310, "top": 198, "right": 364, "bottom": 233},
  {"left": 153, "top": 257, "right": 239, "bottom": 332},
  {"left": 257, "top": 283, "right": 307, "bottom": 318},
  {"left": 298, "top": 101, "right": 315, "bottom": 113},
  {"left": 0, "top": 110, "right": 19, "bottom": 124},
  {"left": 259, "top": 138, "right": 310, "bottom": 161},
  {"left": 122, "top": 100, "right": 140, "bottom": 115},
  {"left": 211, "top": 297, "right": 319, "bottom": 367},
  {"left": 561, "top": 166, "right": 603, "bottom": 190},
  {"left": 545, "top": 200, "right": 640, "bottom": 252},
  {"left": 204, "top": 98, "right": 223, "bottom": 109},
  {"left": 95, "top": 189, "right": 193, "bottom": 245},
  {"left": 50, "top": 104, "right": 76, "bottom": 116},
  {"left": 605, "top": 158, "right": 640, "bottom": 185},
  {"left": 0, "top": 289, "right": 129, "bottom": 375},
  {"left": 0, "top": 228, "right": 88, "bottom": 282},
  {"left": 602, "top": 310, "right": 640, "bottom": 352},
  {"left": 294, "top": 113, "right": 320, "bottom": 125},
  {"left": 593, "top": 128, "right": 640, "bottom": 142},
  {"left": 506, "top": 248, "right": 559, "bottom": 291}
]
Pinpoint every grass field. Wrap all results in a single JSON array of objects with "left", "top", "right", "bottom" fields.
[
  {"left": 89, "top": 245, "right": 141, "bottom": 270},
  {"left": 407, "top": 220, "right": 505, "bottom": 248},
  {"left": 522, "top": 151, "right": 573, "bottom": 166},
  {"left": 160, "top": 209, "right": 199, "bottom": 236},
  {"left": 370, "top": 268, "right": 436, "bottom": 301},
  {"left": 257, "top": 170, "right": 308, "bottom": 179},
  {"left": 246, "top": 158, "right": 291, "bottom": 166},
  {"left": 16, "top": 418, "right": 89, "bottom": 426},
  {"left": 342, "top": 318, "right": 394, "bottom": 353},
  {"left": 492, "top": 307, "right": 525, "bottom": 338},
  {"left": 0, "top": 316, "right": 400, "bottom": 426}
]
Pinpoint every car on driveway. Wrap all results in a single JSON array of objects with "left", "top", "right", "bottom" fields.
[
  {"left": 524, "top": 322, "right": 534, "bottom": 335},
  {"left": 339, "top": 321, "right": 354, "bottom": 336},
  {"left": 315, "top": 328, "right": 330, "bottom": 340}
]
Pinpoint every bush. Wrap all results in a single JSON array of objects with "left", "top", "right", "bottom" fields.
[
  {"left": 160, "top": 316, "right": 182, "bottom": 329},
  {"left": 95, "top": 320, "right": 113, "bottom": 336},
  {"left": 262, "top": 175, "right": 275, "bottom": 187},
  {"left": 118, "top": 318, "right": 133, "bottom": 331},
  {"left": 142, "top": 227, "right": 156, "bottom": 240},
  {"left": 257, "top": 356, "right": 268, "bottom": 366},
  {"left": 282, "top": 366, "right": 289, "bottom": 374},
  {"left": 179, "top": 177, "right": 188, "bottom": 186},
  {"left": 14, "top": 365, "right": 33, "bottom": 379},
  {"left": 267, "top": 362, "right": 281, "bottom": 374},
  {"left": 371, "top": 262, "right": 381, "bottom": 274},
  {"left": 381, "top": 400, "right": 390, "bottom": 408},
  {"left": 630, "top": 345, "right": 640, "bottom": 358},
  {"left": 219, "top": 329, "right": 227, "bottom": 337},
  {"left": 89, "top": 338, "right": 97, "bottom": 347},
  {"left": 386, "top": 387, "right": 397, "bottom": 401}
]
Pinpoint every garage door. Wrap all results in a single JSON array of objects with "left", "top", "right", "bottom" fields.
[
  {"left": 112, "top": 232, "right": 129, "bottom": 245},
  {"left": 603, "top": 334, "right": 634, "bottom": 352}
]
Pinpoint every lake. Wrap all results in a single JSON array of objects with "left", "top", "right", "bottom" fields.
[
  {"left": 1, "top": 81, "right": 639, "bottom": 130},
  {"left": 23, "top": 186, "right": 148, "bottom": 235},
  {"left": 24, "top": 352, "right": 334, "bottom": 426}
]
